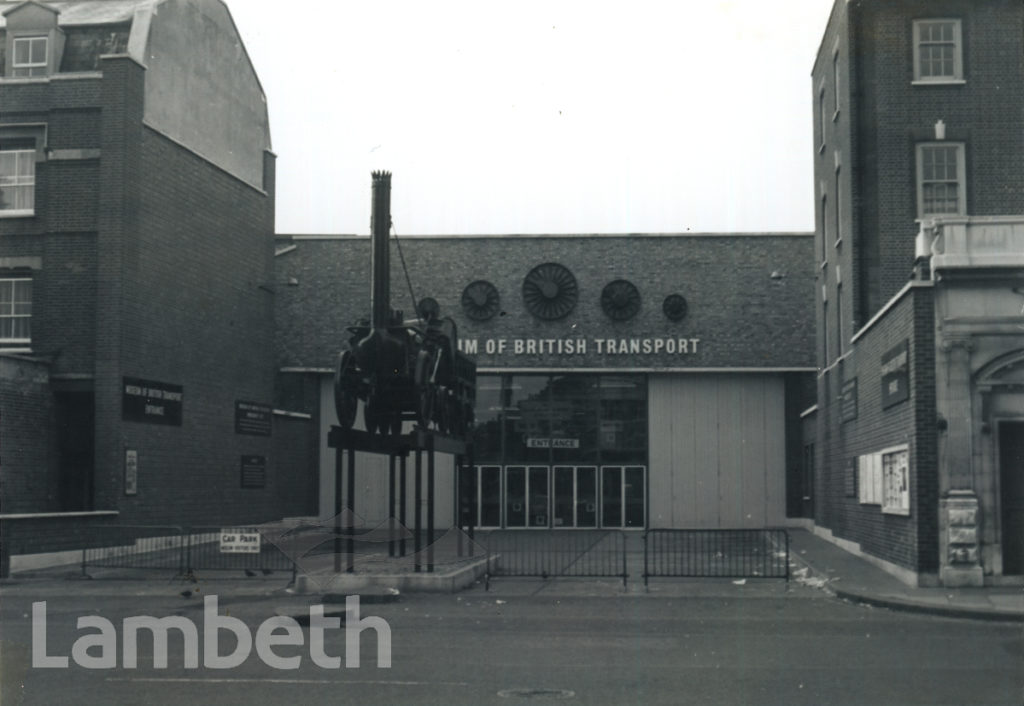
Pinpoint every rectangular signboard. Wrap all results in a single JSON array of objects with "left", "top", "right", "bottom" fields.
[
  {"left": 526, "top": 438, "right": 580, "bottom": 449},
  {"left": 840, "top": 378, "right": 858, "bottom": 423},
  {"left": 880, "top": 341, "right": 910, "bottom": 409},
  {"left": 219, "top": 529, "right": 261, "bottom": 553},
  {"left": 235, "top": 400, "right": 272, "bottom": 436},
  {"left": 240, "top": 455, "right": 266, "bottom": 489},
  {"left": 123, "top": 377, "right": 183, "bottom": 426}
]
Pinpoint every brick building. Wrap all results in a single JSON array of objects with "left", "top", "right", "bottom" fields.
[
  {"left": 274, "top": 232, "right": 816, "bottom": 531},
  {"left": 810, "top": 0, "right": 1024, "bottom": 586},
  {"left": 0, "top": 0, "right": 316, "bottom": 570}
]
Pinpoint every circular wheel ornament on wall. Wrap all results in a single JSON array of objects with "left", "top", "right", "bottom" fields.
[
  {"left": 522, "top": 263, "right": 578, "bottom": 320},
  {"left": 461, "top": 280, "right": 500, "bottom": 321},
  {"left": 663, "top": 293, "right": 689, "bottom": 321},
  {"left": 600, "top": 279, "right": 641, "bottom": 321},
  {"left": 417, "top": 297, "right": 440, "bottom": 321}
]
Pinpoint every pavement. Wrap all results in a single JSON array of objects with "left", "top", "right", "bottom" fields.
[
  {"left": 786, "top": 529, "right": 1024, "bottom": 622},
  {"left": 1, "top": 529, "right": 1021, "bottom": 623}
]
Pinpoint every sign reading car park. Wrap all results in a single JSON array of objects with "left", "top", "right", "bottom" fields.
[{"left": 219, "top": 529, "right": 261, "bottom": 553}]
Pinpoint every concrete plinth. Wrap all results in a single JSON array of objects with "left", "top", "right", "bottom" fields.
[{"left": 292, "top": 555, "right": 489, "bottom": 595}]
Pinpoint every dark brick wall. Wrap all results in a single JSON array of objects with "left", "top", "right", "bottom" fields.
[
  {"left": 0, "top": 358, "right": 57, "bottom": 513},
  {"left": 100, "top": 122, "right": 278, "bottom": 528},
  {"left": 272, "top": 414, "right": 318, "bottom": 517},
  {"left": 815, "top": 284, "right": 937, "bottom": 571},
  {"left": 785, "top": 372, "right": 817, "bottom": 517},
  {"left": 274, "top": 234, "right": 816, "bottom": 372},
  {"left": 847, "top": 0, "right": 1024, "bottom": 318}
]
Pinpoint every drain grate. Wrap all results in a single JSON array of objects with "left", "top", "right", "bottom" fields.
[{"left": 497, "top": 688, "right": 576, "bottom": 699}]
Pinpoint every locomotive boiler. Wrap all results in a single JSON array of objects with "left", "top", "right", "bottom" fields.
[{"left": 333, "top": 171, "right": 475, "bottom": 436}]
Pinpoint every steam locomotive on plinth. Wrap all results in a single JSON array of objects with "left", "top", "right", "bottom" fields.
[{"left": 333, "top": 172, "right": 475, "bottom": 437}]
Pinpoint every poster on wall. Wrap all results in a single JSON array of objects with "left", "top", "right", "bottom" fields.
[
  {"left": 882, "top": 448, "right": 910, "bottom": 515},
  {"left": 880, "top": 341, "right": 909, "bottom": 409},
  {"left": 124, "top": 448, "right": 138, "bottom": 496}
]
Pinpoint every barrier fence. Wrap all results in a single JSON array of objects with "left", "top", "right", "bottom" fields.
[
  {"left": 81, "top": 525, "right": 186, "bottom": 573},
  {"left": 480, "top": 530, "right": 629, "bottom": 589},
  {"left": 80, "top": 525, "right": 296, "bottom": 579},
  {"left": 75, "top": 525, "right": 788, "bottom": 587},
  {"left": 643, "top": 529, "right": 789, "bottom": 587}
]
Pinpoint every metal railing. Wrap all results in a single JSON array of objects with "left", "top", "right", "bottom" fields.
[
  {"left": 81, "top": 525, "right": 187, "bottom": 574},
  {"left": 185, "top": 527, "right": 298, "bottom": 576},
  {"left": 481, "top": 530, "right": 629, "bottom": 589},
  {"left": 79, "top": 525, "right": 296, "bottom": 579},
  {"left": 643, "top": 529, "right": 789, "bottom": 587}
]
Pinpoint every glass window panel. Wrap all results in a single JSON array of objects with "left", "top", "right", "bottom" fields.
[
  {"left": 598, "top": 375, "right": 648, "bottom": 463},
  {"left": 504, "top": 376, "right": 550, "bottom": 464},
  {"left": 624, "top": 466, "right": 645, "bottom": 527},
  {"left": 458, "top": 465, "right": 477, "bottom": 526},
  {"left": 0, "top": 279, "right": 31, "bottom": 343},
  {"left": 0, "top": 151, "right": 35, "bottom": 211},
  {"left": 553, "top": 466, "right": 574, "bottom": 527},
  {"left": 31, "top": 38, "right": 47, "bottom": 63},
  {"left": 528, "top": 466, "right": 549, "bottom": 527},
  {"left": 480, "top": 466, "right": 501, "bottom": 527},
  {"left": 506, "top": 466, "right": 526, "bottom": 528},
  {"left": 549, "top": 375, "right": 599, "bottom": 464},
  {"left": 14, "top": 39, "right": 31, "bottom": 64},
  {"left": 0, "top": 152, "right": 17, "bottom": 179},
  {"left": 576, "top": 466, "right": 597, "bottom": 527},
  {"left": 602, "top": 466, "right": 622, "bottom": 528},
  {"left": 472, "top": 375, "right": 504, "bottom": 460},
  {"left": 916, "top": 21, "right": 958, "bottom": 79}
]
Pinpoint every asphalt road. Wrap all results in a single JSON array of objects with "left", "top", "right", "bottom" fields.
[{"left": 2, "top": 583, "right": 1022, "bottom": 706}]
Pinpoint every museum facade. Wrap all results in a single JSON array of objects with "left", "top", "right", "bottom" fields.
[{"left": 273, "top": 232, "right": 817, "bottom": 532}]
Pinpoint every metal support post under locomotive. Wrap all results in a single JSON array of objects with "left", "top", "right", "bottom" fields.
[{"left": 327, "top": 172, "right": 476, "bottom": 573}]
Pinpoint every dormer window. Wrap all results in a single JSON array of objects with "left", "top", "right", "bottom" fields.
[
  {"left": 12, "top": 36, "right": 49, "bottom": 77},
  {"left": 2, "top": 1, "right": 65, "bottom": 79}
]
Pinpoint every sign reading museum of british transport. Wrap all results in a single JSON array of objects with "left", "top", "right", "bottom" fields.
[
  {"left": 456, "top": 335, "right": 707, "bottom": 368},
  {"left": 458, "top": 336, "right": 701, "bottom": 357}
]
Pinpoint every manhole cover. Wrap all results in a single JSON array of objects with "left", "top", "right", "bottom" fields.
[{"left": 497, "top": 688, "right": 575, "bottom": 699}]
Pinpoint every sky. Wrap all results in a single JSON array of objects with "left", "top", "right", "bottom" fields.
[{"left": 228, "top": 1, "right": 835, "bottom": 236}]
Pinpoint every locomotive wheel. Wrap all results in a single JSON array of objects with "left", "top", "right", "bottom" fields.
[{"left": 333, "top": 351, "right": 358, "bottom": 429}]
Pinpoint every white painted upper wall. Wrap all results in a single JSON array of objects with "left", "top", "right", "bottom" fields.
[{"left": 142, "top": 0, "right": 271, "bottom": 189}]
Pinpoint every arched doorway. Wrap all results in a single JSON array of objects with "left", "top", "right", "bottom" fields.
[{"left": 976, "top": 350, "right": 1024, "bottom": 576}]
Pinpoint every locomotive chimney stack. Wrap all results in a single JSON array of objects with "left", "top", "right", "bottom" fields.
[{"left": 370, "top": 171, "right": 392, "bottom": 329}]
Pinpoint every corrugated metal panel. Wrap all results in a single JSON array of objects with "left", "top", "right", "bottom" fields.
[{"left": 649, "top": 374, "right": 786, "bottom": 529}]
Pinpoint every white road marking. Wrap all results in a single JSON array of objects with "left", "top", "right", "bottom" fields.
[{"left": 104, "top": 677, "right": 470, "bottom": 687}]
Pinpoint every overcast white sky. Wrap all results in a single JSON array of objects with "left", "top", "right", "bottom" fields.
[{"left": 228, "top": 1, "right": 834, "bottom": 236}]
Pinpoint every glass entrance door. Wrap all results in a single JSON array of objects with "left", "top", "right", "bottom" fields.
[
  {"left": 505, "top": 466, "right": 549, "bottom": 528},
  {"left": 601, "top": 465, "right": 646, "bottom": 528},
  {"left": 553, "top": 466, "right": 598, "bottom": 528}
]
